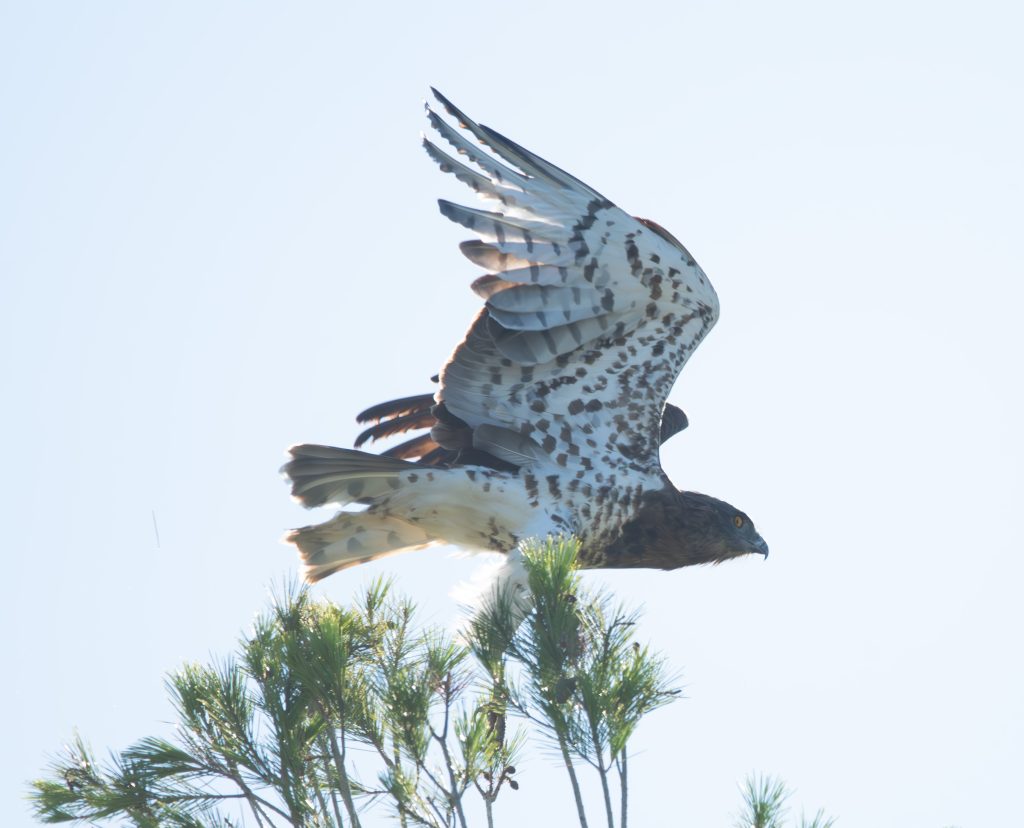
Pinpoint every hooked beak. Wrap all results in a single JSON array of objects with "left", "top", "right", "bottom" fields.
[{"left": 754, "top": 537, "right": 769, "bottom": 559}]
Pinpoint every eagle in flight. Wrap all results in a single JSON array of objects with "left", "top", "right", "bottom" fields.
[{"left": 283, "top": 90, "right": 768, "bottom": 583}]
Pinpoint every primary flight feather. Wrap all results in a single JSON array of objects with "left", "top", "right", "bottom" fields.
[{"left": 283, "top": 89, "right": 768, "bottom": 583}]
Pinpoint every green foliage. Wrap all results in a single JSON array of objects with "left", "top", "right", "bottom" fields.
[
  {"left": 29, "top": 538, "right": 837, "bottom": 827},
  {"left": 29, "top": 538, "right": 678, "bottom": 828},
  {"left": 466, "top": 538, "right": 679, "bottom": 828},
  {"left": 734, "top": 774, "right": 835, "bottom": 828}
]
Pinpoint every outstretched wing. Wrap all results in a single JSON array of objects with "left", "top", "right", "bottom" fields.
[{"left": 426, "top": 90, "right": 719, "bottom": 476}]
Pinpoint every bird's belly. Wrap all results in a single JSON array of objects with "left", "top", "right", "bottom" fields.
[
  {"left": 385, "top": 467, "right": 538, "bottom": 553},
  {"left": 515, "top": 466, "right": 660, "bottom": 554},
  {"left": 387, "top": 465, "right": 658, "bottom": 559}
]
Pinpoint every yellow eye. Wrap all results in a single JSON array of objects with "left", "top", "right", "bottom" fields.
[{"left": 733, "top": 515, "right": 744, "bottom": 528}]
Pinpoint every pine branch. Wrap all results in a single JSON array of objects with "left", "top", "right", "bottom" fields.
[{"left": 32, "top": 536, "right": 834, "bottom": 828}]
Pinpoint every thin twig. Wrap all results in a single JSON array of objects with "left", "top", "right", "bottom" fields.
[
  {"left": 435, "top": 738, "right": 469, "bottom": 828},
  {"left": 433, "top": 676, "right": 469, "bottom": 828},
  {"left": 218, "top": 762, "right": 292, "bottom": 824},
  {"left": 215, "top": 783, "right": 269, "bottom": 828},
  {"left": 472, "top": 778, "right": 497, "bottom": 828},
  {"left": 558, "top": 738, "right": 589, "bottom": 828},
  {"left": 485, "top": 793, "right": 495, "bottom": 828},
  {"left": 425, "top": 792, "right": 448, "bottom": 827},
  {"left": 418, "top": 759, "right": 461, "bottom": 824},
  {"left": 310, "top": 774, "right": 335, "bottom": 827},
  {"left": 327, "top": 725, "right": 362, "bottom": 828},
  {"left": 315, "top": 734, "right": 345, "bottom": 828},
  {"left": 617, "top": 751, "right": 628, "bottom": 828},
  {"left": 588, "top": 717, "right": 614, "bottom": 828}
]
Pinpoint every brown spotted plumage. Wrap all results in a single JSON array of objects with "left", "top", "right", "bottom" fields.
[{"left": 282, "top": 90, "right": 767, "bottom": 583}]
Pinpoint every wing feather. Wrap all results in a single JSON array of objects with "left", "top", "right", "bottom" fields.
[
  {"left": 459, "top": 240, "right": 578, "bottom": 270},
  {"left": 486, "top": 311, "right": 631, "bottom": 364},
  {"left": 422, "top": 138, "right": 526, "bottom": 208},
  {"left": 424, "top": 106, "right": 530, "bottom": 191},
  {"left": 438, "top": 201, "right": 560, "bottom": 246},
  {"left": 378, "top": 92, "right": 720, "bottom": 476},
  {"left": 356, "top": 393, "right": 435, "bottom": 425},
  {"left": 486, "top": 283, "right": 609, "bottom": 330}
]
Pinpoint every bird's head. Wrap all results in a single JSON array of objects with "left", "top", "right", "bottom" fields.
[
  {"left": 598, "top": 487, "right": 769, "bottom": 569},
  {"left": 677, "top": 491, "right": 769, "bottom": 564}
]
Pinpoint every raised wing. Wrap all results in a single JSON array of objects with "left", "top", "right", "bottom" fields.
[{"left": 426, "top": 90, "right": 718, "bottom": 475}]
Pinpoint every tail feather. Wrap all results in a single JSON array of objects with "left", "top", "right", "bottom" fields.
[
  {"left": 282, "top": 444, "right": 420, "bottom": 508},
  {"left": 287, "top": 512, "right": 435, "bottom": 583},
  {"left": 281, "top": 443, "right": 527, "bottom": 582}
]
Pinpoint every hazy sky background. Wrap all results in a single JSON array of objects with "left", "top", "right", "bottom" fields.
[{"left": 2, "top": 2, "right": 1022, "bottom": 826}]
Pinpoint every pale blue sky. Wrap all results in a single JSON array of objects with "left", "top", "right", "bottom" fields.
[{"left": 2, "top": 2, "right": 1022, "bottom": 826}]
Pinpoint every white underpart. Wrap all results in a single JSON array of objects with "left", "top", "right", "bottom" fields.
[{"left": 381, "top": 467, "right": 551, "bottom": 551}]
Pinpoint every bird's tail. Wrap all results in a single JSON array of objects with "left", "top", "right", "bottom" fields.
[
  {"left": 281, "top": 444, "right": 440, "bottom": 582},
  {"left": 286, "top": 511, "right": 435, "bottom": 583},
  {"left": 283, "top": 444, "right": 424, "bottom": 510}
]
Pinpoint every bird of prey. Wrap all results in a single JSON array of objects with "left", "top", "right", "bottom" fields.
[{"left": 283, "top": 89, "right": 768, "bottom": 583}]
